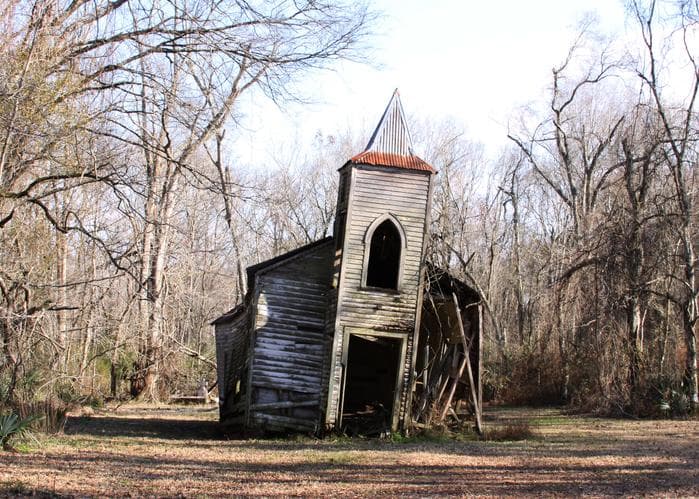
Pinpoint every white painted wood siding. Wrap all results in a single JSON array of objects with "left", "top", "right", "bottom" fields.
[
  {"left": 248, "top": 241, "right": 334, "bottom": 432},
  {"left": 327, "top": 165, "right": 432, "bottom": 426}
]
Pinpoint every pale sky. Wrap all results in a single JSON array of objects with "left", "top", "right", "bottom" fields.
[{"left": 233, "top": 0, "right": 629, "bottom": 165}]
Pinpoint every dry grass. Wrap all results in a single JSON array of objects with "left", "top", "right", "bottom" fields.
[
  {"left": 0, "top": 404, "right": 697, "bottom": 497},
  {"left": 482, "top": 421, "right": 533, "bottom": 441}
]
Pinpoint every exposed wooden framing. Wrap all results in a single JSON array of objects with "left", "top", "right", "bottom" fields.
[
  {"left": 478, "top": 303, "right": 483, "bottom": 411},
  {"left": 452, "top": 292, "right": 483, "bottom": 435},
  {"left": 438, "top": 349, "right": 467, "bottom": 422}
]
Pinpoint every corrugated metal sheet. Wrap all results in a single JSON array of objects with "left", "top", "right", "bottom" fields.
[
  {"left": 350, "top": 89, "right": 436, "bottom": 173},
  {"left": 349, "top": 151, "right": 434, "bottom": 172}
]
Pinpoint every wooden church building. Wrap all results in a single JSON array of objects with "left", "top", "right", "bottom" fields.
[{"left": 213, "top": 91, "right": 482, "bottom": 435}]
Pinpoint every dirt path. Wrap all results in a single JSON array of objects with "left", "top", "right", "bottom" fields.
[{"left": 1, "top": 405, "right": 697, "bottom": 497}]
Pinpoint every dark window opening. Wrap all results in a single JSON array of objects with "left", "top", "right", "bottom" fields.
[
  {"left": 366, "top": 219, "right": 401, "bottom": 289},
  {"left": 334, "top": 211, "right": 346, "bottom": 250},
  {"left": 337, "top": 171, "right": 348, "bottom": 205},
  {"left": 342, "top": 334, "right": 401, "bottom": 435}
]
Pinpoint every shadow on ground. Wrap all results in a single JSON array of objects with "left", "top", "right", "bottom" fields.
[
  {"left": 4, "top": 406, "right": 696, "bottom": 497},
  {"left": 64, "top": 414, "right": 229, "bottom": 440}
]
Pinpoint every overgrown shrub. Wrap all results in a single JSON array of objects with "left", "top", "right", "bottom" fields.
[
  {"left": 0, "top": 412, "right": 37, "bottom": 450},
  {"left": 633, "top": 375, "right": 691, "bottom": 418},
  {"left": 16, "top": 398, "right": 69, "bottom": 434},
  {"left": 488, "top": 348, "right": 564, "bottom": 407}
]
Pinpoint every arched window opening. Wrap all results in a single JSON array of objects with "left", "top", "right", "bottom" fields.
[{"left": 366, "top": 219, "right": 401, "bottom": 290}]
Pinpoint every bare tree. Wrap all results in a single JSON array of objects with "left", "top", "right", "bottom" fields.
[
  {"left": 628, "top": 0, "right": 699, "bottom": 409},
  {"left": 0, "top": 0, "right": 374, "bottom": 402}
]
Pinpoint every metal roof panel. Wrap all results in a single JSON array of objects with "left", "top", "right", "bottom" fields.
[
  {"left": 349, "top": 151, "right": 435, "bottom": 172},
  {"left": 354, "top": 89, "right": 435, "bottom": 173}
]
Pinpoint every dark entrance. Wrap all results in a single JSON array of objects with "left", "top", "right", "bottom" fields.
[{"left": 341, "top": 334, "right": 401, "bottom": 435}]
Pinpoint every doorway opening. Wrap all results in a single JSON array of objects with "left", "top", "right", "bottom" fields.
[{"left": 341, "top": 334, "right": 402, "bottom": 435}]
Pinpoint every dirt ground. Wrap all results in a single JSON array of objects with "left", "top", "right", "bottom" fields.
[{"left": 1, "top": 404, "right": 697, "bottom": 497}]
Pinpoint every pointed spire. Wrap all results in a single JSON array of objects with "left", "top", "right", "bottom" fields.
[
  {"left": 349, "top": 89, "right": 435, "bottom": 173},
  {"left": 364, "top": 89, "right": 414, "bottom": 156}
]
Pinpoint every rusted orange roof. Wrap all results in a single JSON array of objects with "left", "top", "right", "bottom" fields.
[
  {"left": 349, "top": 151, "right": 434, "bottom": 172},
  {"left": 349, "top": 89, "right": 435, "bottom": 174}
]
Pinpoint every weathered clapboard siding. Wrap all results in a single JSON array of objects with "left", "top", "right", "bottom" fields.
[
  {"left": 326, "top": 164, "right": 432, "bottom": 428},
  {"left": 248, "top": 240, "right": 334, "bottom": 432},
  {"left": 214, "top": 309, "right": 249, "bottom": 421}
]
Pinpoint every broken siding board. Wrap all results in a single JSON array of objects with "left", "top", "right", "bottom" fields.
[
  {"left": 257, "top": 291, "right": 327, "bottom": 304},
  {"left": 340, "top": 309, "right": 415, "bottom": 322},
  {"left": 253, "top": 351, "right": 324, "bottom": 366},
  {"left": 258, "top": 280, "right": 328, "bottom": 292},
  {"left": 252, "top": 369, "right": 321, "bottom": 385},
  {"left": 251, "top": 319, "right": 325, "bottom": 332},
  {"left": 340, "top": 306, "right": 417, "bottom": 318},
  {"left": 256, "top": 332, "right": 325, "bottom": 345},
  {"left": 251, "top": 380, "right": 320, "bottom": 394},
  {"left": 250, "top": 400, "right": 319, "bottom": 410},
  {"left": 255, "top": 308, "right": 325, "bottom": 325},
  {"left": 260, "top": 280, "right": 329, "bottom": 296},
  {"left": 253, "top": 359, "right": 324, "bottom": 373},
  {"left": 342, "top": 293, "right": 415, "bottom": 306},
  {"left": 254, "top": 346, "right": 323, "bottom": 358},
  {"left": 254, "top": 342, "right": 324, "bottom": 356},
  {"left": 257, "top": 287, "right": 329, "bottom": 304},
  {"left": 254, "top": 348, "right": 324, "bottom": 362},
  {"left": 252, "top": 372, "right": 321, "bottom": 386},
  {"left": 254, "top": 354, "right": 323, "bottom": 368},
  {"left": 251, "top": 413, "right": 317, "bottom": 432}
]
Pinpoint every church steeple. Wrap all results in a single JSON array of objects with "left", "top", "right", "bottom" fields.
[
  {"left": 365, "top": 88, "right": 414, "bottom": 156},
  {"left": 326, "top": 90, "right": 435, "bottom": 432},
  {"left": 349, "top": 89, "right": 435, "bottom": 173}
]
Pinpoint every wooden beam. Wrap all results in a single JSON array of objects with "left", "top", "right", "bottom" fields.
[
  {"left": 438, "top": 350, "right": 467, "bottom": 422},
  {"left": 478, "top": 303, "right": 483, "bottom": 413},
  {"left": 452, "top": 292, "right": 483, "bottom": 435}
]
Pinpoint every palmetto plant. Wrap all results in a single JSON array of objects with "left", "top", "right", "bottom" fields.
[{"left": 0, "top": 412, "right": 37, "bottom": 451}]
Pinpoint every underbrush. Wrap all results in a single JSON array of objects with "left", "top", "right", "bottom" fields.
[
  {"left": 0, "top": 397, "right": 73, "bottom": 451},
  {"left": 482, "top": 421, "right": 534, "bottom": 441},
  {"left": 0, "top": 412, "right": 37, "bottom": 451}
]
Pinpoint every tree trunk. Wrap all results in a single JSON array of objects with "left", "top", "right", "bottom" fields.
[{"left": 681, "top": 233, "right": 699, "bottom": 410}]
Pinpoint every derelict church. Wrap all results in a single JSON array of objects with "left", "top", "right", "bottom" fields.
[{"left": 212, "top": 91, "right": 482, "bottom": 435}]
